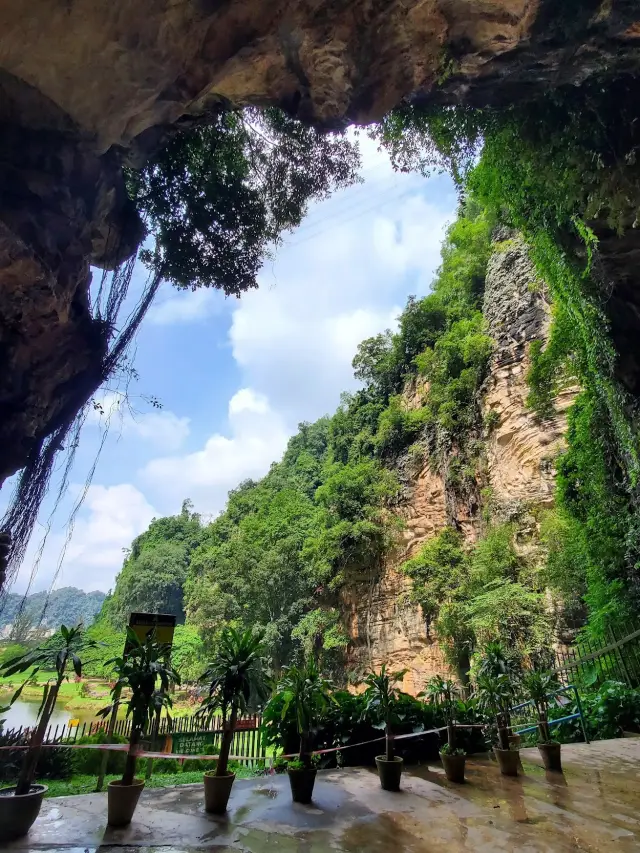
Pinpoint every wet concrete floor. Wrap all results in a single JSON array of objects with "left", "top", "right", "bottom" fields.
[{"left": 6, "top": 738, "right": 640, "bottom": 852}]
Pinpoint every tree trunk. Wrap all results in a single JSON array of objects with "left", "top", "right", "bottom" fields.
[
  {"left": 299, "top": 732, "right": 311, "bottom": 767},
  {"left": 217, "top": 706, "right": 237, "bottom": 777},
  {"left": 385, "top": 724, "right": 394, "bottom": 761},
  {"left": 122, "top": 726, "right": 140, "bottom": 786},
  {"left": 497, "top": 723, "right": 510, "bottom": 751},
  {"left": 447, "top": 722, "right": 457, "bottom": 751},
  {"left": 537, "top": 717, "right": 550, "bottom": 743},
  {"left": 15, "top": 680, "right": 60, "bottom": 795}
]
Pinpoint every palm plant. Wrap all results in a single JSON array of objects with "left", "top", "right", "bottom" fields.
[
  {"left": 475, "top": 672, "right": 514, "bottom": 751},
  {"left": 423, "top": 675, "right": 462, "bottom": 754},
  {"left": 476, "top": 641, "right": 520, "bottom": 738},
  {"left": 276, "top": 660, "right": 334, "bottom": 767},
  {"left": 1, "top": 624, "right": 90, "bottom": 795},
  {"left": 362, "top": 665, "right": 407, "bottom": 762},
  {"left": 521, "top": 669, "right": 562, "bottom": 744},
  {"left": 99, "top": 627, "right": 179, "bottom": 787},
  {"left": 197, "top": 627, "right": 267, "bottom": 777}
]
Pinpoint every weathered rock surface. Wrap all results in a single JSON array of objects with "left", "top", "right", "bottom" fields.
[
  {"left": 482, "top": 234, "right": 576, "bottom": 513},
  {"left": 0, "top": 0, "right": 639, "bottom": 485},
  {"left": 342, "top": 235, "right": 577, "bottom": 692}
]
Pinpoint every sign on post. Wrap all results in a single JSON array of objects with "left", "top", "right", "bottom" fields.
[{"left": 128, "top": 612, "right": 176, "bottom": 648}]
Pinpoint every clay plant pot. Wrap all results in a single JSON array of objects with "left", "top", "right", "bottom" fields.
[
  {"left": 0, "top": 784, "right": 47, "bottom": 842},
  {"left": 107, "top": 778, "right": 145, "bottom": 827},
  {"left": 508, "top": 733, "right": 522, "bottom": 749},
  {"left": 287, "top": 767, "right": 317, "bottom": 804},
  {"left": 538, "top": 742, "right": 562, "bottom": 772},
  {"left": 375, "top": 755, "right": 403, "bottom": 792},
  {"left": 440, "top": 751, "right": 466, "bottom": 783},
  {"left": 493, "top": 747, "right": 520, "bottom": 777},
  {"left": 204, "top": 771, "right": 236, "bottom": 814}
]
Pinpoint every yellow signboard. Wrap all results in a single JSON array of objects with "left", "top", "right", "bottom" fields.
[{"left": 128, "top": 612, "right": 176, "bottom": 648}]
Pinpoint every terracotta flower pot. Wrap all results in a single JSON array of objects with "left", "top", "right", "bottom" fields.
[
  {"left": 493, "top": 747, "right": 520, "bottom": 777},
  {"left": 440, "top": 751, "right": 466, "bottom": 783},
  {"left": 375, "top": 755, "right": 403, "bottom": 791},
  {"left": 0, "top": 784, "right": 47, "bottom": 842},
  {"left": 287, "top": 767, "right": 317, "bottom": 804},
  {"left": 538, "top": 742, "right": 562, "bottom": 772},
  {"left": 107, "top": 778, "right": 145, "bottom": 827},
  {"left": 204, "top": 771, "right": 235, "bottom": 814}
]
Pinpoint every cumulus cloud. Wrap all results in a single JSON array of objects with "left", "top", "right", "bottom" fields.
[
  {"left": 88, "top": 392, "right": 190, "bottom": 452},
  {"left": 15, "top": 484, "right": 158, "bottom": 594},
  {"left": 140, "top": 388, "right": 290, "bottom": 516},
  {"left": 229, "top": 185, "right": 452, "bottom": 421}
]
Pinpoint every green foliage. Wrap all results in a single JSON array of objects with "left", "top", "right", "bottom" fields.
[
  {"left": 104, "top": 501, "right": 203, "bottom": 629},
  {"left": 402, "top": 528, "right": 466, "bottom": 620},
  {"left": 361, "top": 665, "right": 407, "bottom": 760},
  {"left": 521, "top": 669, "right": 563, "bottom": 742},
  {"left": 373, "top": 74, "right": 640, "bottom": 635},
  {"left": 99, "top": 627, "right": 180, "bottom": 785},
  {"left": 1, "top": 624, "right": 93, "bottom": 794},
  {"left": 197, "top": 626, "right": 267, "bottom": 776},
  {"left": 269, "top": 661, "right": 335, "bottom": 763},
  {"left": 72, "top": 731, "right": 127, "bottom": 776},
  {"left": 290, "top": 609, "right": 348, "bottom": 674},
  {"left": 130, "top": 109, "right": 360, "bottom": 293},
  {"left": 170, "top": 625, "right": 207, "bottom": 684},
  {"left": 402, "top": 525, "right": 551, "bottom": 682}
]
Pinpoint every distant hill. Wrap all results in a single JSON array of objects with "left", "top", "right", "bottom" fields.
[{"left": 0, "top": 587, "right": 106, "bottom": 636}]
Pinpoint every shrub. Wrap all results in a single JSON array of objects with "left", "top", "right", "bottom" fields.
[{"left": 72, "top": 731, "right": 127, "bottom": 776}]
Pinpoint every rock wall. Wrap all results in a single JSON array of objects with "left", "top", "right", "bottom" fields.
[{"left": 342, "top": 234, "right": 576, "bottom": 693}]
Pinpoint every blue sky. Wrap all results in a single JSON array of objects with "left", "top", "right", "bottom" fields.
[{"left": 6, "top": 135, "right": 456, "bottom": 595}]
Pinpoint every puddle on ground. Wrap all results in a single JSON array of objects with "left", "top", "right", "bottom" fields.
[{"left": 252, "top": 785, "right": 280, "bottom": 799}]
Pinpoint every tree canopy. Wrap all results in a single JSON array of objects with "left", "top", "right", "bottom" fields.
[{"left": 129, "top": 108, "right": 361, "bottom": 293}]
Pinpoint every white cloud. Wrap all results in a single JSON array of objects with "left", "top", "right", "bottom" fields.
[
  {"left": 13, "top": 484, "right": 158, "bottom": 594},
  {"left": 89, "top": 392, "right": 190, "bottom": 452},
  {"left": 140, "top": 388, "right": 289, "bottom": 516},
  {"left": 229, "top": 159, "right": 452, "bottom": 421},
  {"left": 147, "top": 285, "right": 227, "bottom": 326}
]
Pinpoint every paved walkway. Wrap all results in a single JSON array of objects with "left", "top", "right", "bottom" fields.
[{"left": 7, "top": 738, "right": 640, "bottom": 852}]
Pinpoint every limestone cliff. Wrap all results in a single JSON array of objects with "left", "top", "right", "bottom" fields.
[
  {"left": 0, "top": 1, "right": 639, "bottom": 486},
  {"left": 341, "top": 234, "right": 577, "bottom": 693}
]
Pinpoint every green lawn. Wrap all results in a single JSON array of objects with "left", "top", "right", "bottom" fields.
[{"left": 40, "top": 764, "right": 262, "bottom": 798}]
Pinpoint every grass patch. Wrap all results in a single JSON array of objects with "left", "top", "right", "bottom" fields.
[{"left": 39, "top": 764, "right": 261, "bottom": 798}]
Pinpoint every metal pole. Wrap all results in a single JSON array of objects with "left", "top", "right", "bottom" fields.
[{"left": 573, "top": 685, "right": 590, "bottom": 744}]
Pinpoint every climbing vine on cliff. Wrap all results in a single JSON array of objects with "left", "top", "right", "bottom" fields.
[{"left": 374, "top": 73, "right": 640, "bottom": 632}]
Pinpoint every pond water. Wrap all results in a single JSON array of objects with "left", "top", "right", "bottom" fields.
[{"left": 1, "top": 698, "right": 96, "bottom": 732}]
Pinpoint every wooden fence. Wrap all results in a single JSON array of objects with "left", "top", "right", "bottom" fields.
[
  {"left": 554, "top": 621, "right": 640, "bottom": 689},
  {"left": 3, "top": 713, "right": 266, "bottom": 767}
]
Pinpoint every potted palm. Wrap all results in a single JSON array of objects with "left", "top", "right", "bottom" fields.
[
  {"left": 273, "top": 660, "right": 334, "bottom": 804},
  {"left": 476, "top": 641, "right": 521, "bottom": 749},
  {"left": 521, "top": 669, "right": 563, "bottom": 771},
  {"left": 362, "top": 665, "right": 407, "bottom": 792},
  {"left": 476, "top": 672, "right": 519, "bottom": 776},
  {"left": 424, "top": 675, "right": 466, "bottom": 783},
  {"left": 98, "top": 627, "right": 179, "bottom": 827},
  {"left": 197, "top": 627, "right": 266, "bottom": 814},
  {"left": 0, "top": 624, "right": 90, "bottom": 841}
]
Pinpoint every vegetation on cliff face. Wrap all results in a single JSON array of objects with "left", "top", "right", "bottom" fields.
[
  {"left": 374, "top": 75, "right": 640, "bottom": 636},
  {"left": 99, "top": 72, "right": 640, "bottom": 675},
  {"left": 97, "top": 200, "right": 555, "bottom": 681}
]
